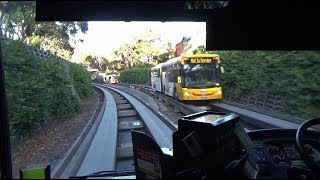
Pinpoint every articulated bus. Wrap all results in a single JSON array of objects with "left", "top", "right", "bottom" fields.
[{"left": 151, "top": 54, "right": 223, "bottom": 101}]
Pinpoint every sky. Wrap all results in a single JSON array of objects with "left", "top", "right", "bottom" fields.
[{"left": 71, "top": 21, "right": 206, "bottom": 62}]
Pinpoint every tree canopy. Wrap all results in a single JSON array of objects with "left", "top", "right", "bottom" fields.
[
  {"left": 0, "top": 1, "right": 88, "bottom": 59},
  {"left": 107, "top": 29, "right": 175, "bottom": 70},
  {"left": 80, "top": 28, "right": 176, "bottom": 73}
]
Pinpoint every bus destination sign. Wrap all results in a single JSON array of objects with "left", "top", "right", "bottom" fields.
[{"left": 190, "top": 58, "right": 213, "bottom": 64}]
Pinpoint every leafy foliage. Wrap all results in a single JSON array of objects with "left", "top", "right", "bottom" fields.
[
  {"left": 192, "top": 45, "right": 320, "bottom": 118},
  {"left": 119, "top": 68, "right": 151, "bottom": 85},
  {"left": 209, "top": 50, "right": 320, "bottom": 119},
  {"left": 109, "top": 29, "right": 174, "bottom": 70},
  {"left": 3, "top": 40, "right": 54, "bottom": 137},
  {"left": 2, "top": 39, "right": 92, "bottom": 137},
  {"left": 193, "top": 45, "right": 206, "bottom": 54},
  {"left": 0, "top": 1, "right": 88, "bottom": 59},
  {"left": 46, "top": 57, "right": 79, "bottom": 119},
  {"left": 70, "top": 63, "right": 93, "bottom": 99}
]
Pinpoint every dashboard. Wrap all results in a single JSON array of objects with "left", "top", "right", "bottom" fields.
[
  {"left": 265, "top": 142, "right": 320, "bottom": 166},
  {"left": 245, "top": 129, "right": 320, "bottom": 179}
]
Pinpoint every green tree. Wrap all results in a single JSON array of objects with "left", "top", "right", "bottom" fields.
[
  {"left": 156, "top": 42, "right": 176, "bottom": 64},
  {"left": 119, "top": 67, "right": 151, "bottom": 85},
  {"left": 98, "top": 57, "right": 109, "bottom": 72},
  {"left": 81, "top": 55, "right": 99, "bottom": 70},
  {"left": 2, "top": 39, "right": 80, "bottom": 137},
  {"left": 0, "top": 1, "right": 88, "bottom": 59},
  {"left": 111, "top": 28, "right": 168, "bottom": 68},
  {"left": 70, "top": 63, "right": 93, "bottom": 99},
  {"left": 210, "top": 50, "right": 320, "bottom": 119},
  {"left": 193, "top": 45, "right": 206, "bottom": 54},
  {"left": 30, "top": 21, "right": 88, "bottom": 59}
]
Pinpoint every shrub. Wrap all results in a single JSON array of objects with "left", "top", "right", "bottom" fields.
[
  {"left": 119, "top": 67, "right": 151, "bottom": 85},
  {"left": 2, "top": 39, "right": 81, "bottom": 137},
  {"left": 70, "top": 63, "right": 93, "bottom": 99},
  {"left": 211, "top": 50, "right": 320, "bottom": 119}
]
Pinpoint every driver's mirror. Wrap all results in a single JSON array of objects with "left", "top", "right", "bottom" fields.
[
  {"left": 220, "top": 66, "right": 225, "bottom": 74},
  {"left": 177, "top": 76, "right": 182, "bottom": 83}
]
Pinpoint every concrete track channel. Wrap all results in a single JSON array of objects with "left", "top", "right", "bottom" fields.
[
  {"left": 107, "top": 87, "right": 148, "bottom": 170},
  {"left": 53, "top": 85, "right": 174, "bottom": 178}
]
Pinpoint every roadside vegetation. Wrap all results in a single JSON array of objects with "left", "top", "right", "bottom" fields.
[
  {"left": 119, "top": 67, "right": 151, "bottom": 85},
  {"left": 202, "top": 49, "right": 320, "bottom": 119},
  {"left": 2, "top": 39, "right": 93, "bottom": 138}
]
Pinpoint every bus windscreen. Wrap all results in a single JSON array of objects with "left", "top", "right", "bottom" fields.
[{"left": 182, "top": 64, "right": 220, "bottom": 88}]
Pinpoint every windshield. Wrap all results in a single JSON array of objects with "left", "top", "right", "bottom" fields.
[
  {"left": 0, "top": 1, "right": 320, "bottom": 180},
  {"left": 183, "top": 63, "right": 220, "bottom": 88}
]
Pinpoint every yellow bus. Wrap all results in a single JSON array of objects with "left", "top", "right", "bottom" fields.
[{"left": 151, "top": 54, "right": 223, "bottom": 101}]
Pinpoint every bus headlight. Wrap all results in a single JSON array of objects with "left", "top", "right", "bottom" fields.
[
  {"left": 216, "top": 90, "right": 222, "bottom": 95},
  {"left": 184, "top": 92, "right": 191, "bottom": 96}
]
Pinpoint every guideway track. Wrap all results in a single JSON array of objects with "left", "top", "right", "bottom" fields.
[{"left": 53, "top": 84, "right": 174, "bottom": 178}]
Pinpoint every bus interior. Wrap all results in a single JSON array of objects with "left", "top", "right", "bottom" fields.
[{"left": 1, "top": 1, "right": 320, "bottom": 179}]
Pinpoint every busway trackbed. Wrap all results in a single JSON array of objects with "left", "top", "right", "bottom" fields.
[{"left": 52, "top": 84, "right": 174, "bottom": 178}]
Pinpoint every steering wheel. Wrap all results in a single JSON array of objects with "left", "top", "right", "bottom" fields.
[{"left": 295, "top": 117, "right": 320, "bottom": 174}]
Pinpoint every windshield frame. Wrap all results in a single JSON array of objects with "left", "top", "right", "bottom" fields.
[
  {"left": 0, "top": 34, "right": 13, "bottom": 179},
  {"left": 2, "top": 2, "right": 319, "bottom": 179}
]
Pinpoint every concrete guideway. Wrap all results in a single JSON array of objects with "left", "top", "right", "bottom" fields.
[
  {"left": 209, "top": 102, "right": 301, "bottom": 129},
  {"left": 59, "top": 83, "right": 175, "bottom": 178},
  {"left": 75, "top": 86, "right": 118, "bottom": 176},
  {"left": 51, "top": 86, "right": 104, "bottom": 179},
  {"left": 108, "top": 88, "right": 146, "bottom": 170},
  {"left": 108, "top": 84, "right": 178, "bottom": 130},
  {"left": 53, "top": 86, "right": 118, "bottom": 178},
  {"left": 103, "top": 85, "right": 174, "bottom": 148}
]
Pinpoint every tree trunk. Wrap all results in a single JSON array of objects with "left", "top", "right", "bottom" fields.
[
  {"left": 21, "top": 22, "right": 26, "bottom": 43},
  {"left": 0, "top": 13, "right": 4, "bottom": 37},
  {"left": 25, "top": 37, "right": 30, "bottom": 44},
  {"left": 16, "top": 25, "right": 22, "bottom": 40},
  {"left": 3, "top": 15, "right": 10, "bottom": 38},
  {"left": 0, "top": 23, "right": 2, "bottom": 38}
]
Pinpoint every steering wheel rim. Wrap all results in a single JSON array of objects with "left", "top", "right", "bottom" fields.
[{"left": 295, "top": 117, "right": 320, "bottom": 172}]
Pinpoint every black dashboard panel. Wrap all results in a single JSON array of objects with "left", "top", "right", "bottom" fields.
[
  {"left": 245, "top": 129, "right": 320, "bottom": 179},
  {"left": 265, "top": 141, "right": 320, "bottom": 166}
]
